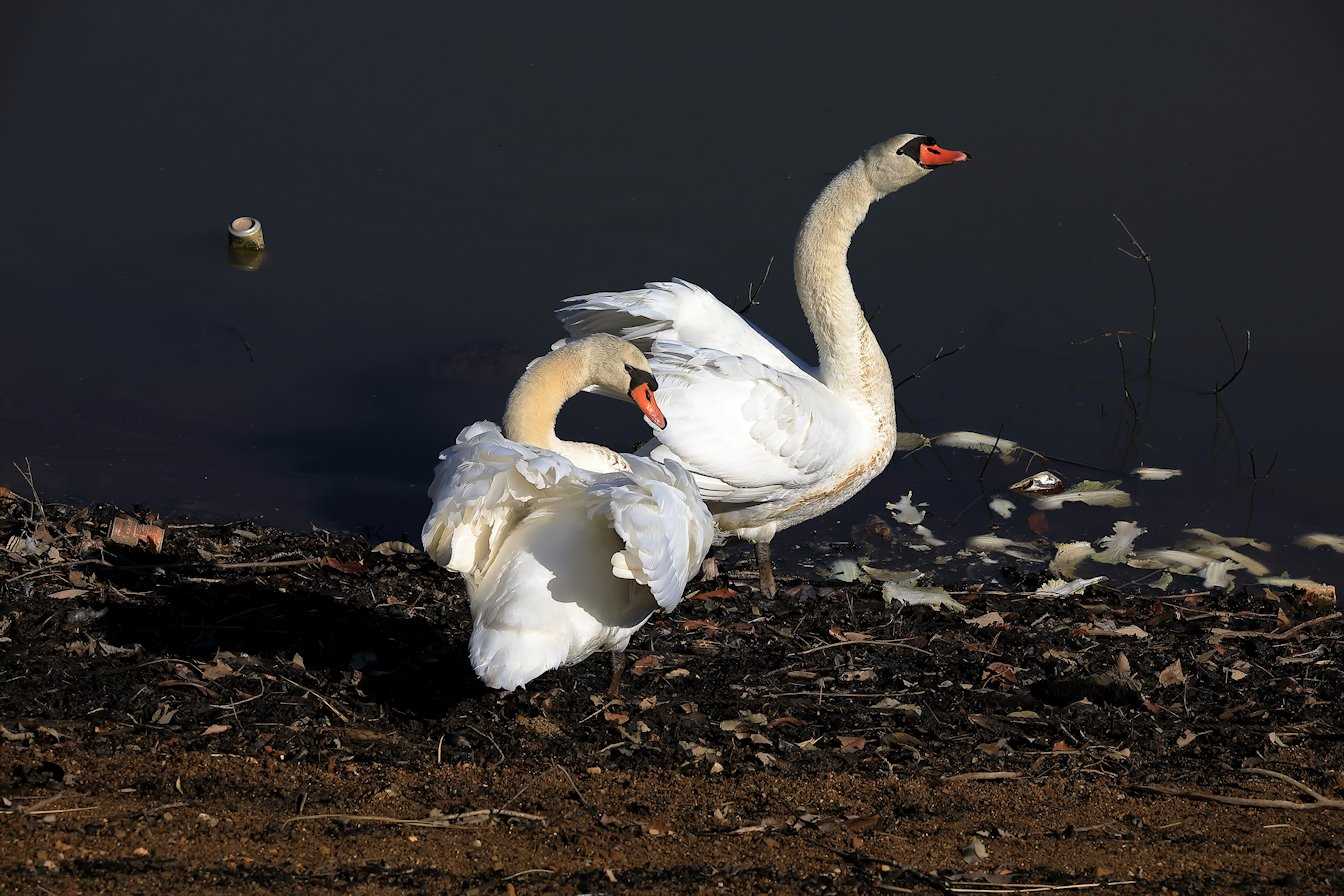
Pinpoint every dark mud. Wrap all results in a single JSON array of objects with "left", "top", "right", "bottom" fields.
[{"left": 2, "top": 494, "right": 1341, "bottom": 894}]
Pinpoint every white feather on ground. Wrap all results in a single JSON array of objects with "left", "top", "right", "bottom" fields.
[
  {"left": 1050, "top": 542, "right": 1095, "bottom": 579},
  {"left": 1093, "top": 521, "right": 1146, "bottom": 565},
  {"left": 1296, "top": 533, "right": 1344, "bottom": 554},
  {"left": 1033, "top": 483, "right": 1133, "bottom": 510},
  {"left": 1131, "top": 467, "right": 1183, "bottom": 481}
]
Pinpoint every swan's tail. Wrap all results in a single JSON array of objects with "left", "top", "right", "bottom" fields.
[{"left": 468, "top": 624, "right": 573, "bottom": 692}]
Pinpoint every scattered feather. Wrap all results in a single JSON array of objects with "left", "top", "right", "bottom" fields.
[
  {"left": 1184, "top": 528, "right": 1271, "bottom": 552},
  {"left": 988, "top": 497, "right": 1015, "bottom": 519},
  {"left": 1049, "top": 541, "right": 1094, "bottom": 579},
  {"left": 931, "top": 431, "right": 1020, "bottom": 463},
  {"left": 821, "top": 558, "right": 865, "bottom": 583},
  {"left": 967, "top": 534, "right": 1042, "bottom": 562},
  {"left": 1186, "top": 542, "right": 1269, "bottom": 577},
  {"left": 1036, "top": 576, "right": 1107, "bottom": 597},
  {"left": 881, "top": 582, "right": 967, "bottom": 614},
  {"left": 886, "top": 492, "right": 926, "bottom": 525},
  {"left": 1033, "top": 481, "right": 1132, "bottom": 510},
  {"left": 1132, "top": 467, "right": 1182, "bottom": 481},
  {"left": 1202, "top": 559, "right": 1238, "bottom": 590},
  {"left": 1129, "top": 549, "right": 1215, "bottom": 577},
  {"left": 1093, "top": 521, "right": 1146, "bottom": 565},
  {"left": 1296, "top": 533, "right": 1344, "bottom": 554},
  {"left": 913, "top": 525, "right": 945, "bottom": 548},
  {"left": 859, "top": 565, "right": 922, "bottom": 585}
]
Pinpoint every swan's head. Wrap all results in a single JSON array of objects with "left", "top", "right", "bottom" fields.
[
  {"left": 583, "top": 334, "right": 667, "bottom": 430},
  {"left": 862, "top": 134, "right": 968, "bottom": 194}
]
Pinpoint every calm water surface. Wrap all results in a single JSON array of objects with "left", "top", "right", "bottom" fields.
[{"left": 2, "top": 4, "right": 1342, "bottom": 581}]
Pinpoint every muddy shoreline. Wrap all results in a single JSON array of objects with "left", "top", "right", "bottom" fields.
[{"left": 1, "top": 496, "right": 1341, "bottom": 893}]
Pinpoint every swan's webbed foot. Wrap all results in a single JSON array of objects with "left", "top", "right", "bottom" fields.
[
  {"left": 606, "top": 649, "right": 626, "bottom": 699},
  {"left": 755, "top": 541, "right": 777, "bottom": 599}
]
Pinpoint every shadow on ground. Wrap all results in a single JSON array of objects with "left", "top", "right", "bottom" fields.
[{"left": 99, "top": 583, "right": 487, "bottom": 717}]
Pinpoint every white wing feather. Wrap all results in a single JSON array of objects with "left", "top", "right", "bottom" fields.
[
  {"left": 591, "top": 455, "right": 716, "bottom": 611},
  {"left": 643, "top": 341, "right": 863, "bottom": 505},
  {"left": 421, "top": 422, "right": 592, "bottom": 575},
  {"left": 558, "top": 279, "right": 816, "bottom": 379}
]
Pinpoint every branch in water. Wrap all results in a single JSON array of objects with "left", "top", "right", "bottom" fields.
[
  {"left": 893, "top": 345, "right": 965, "bottom": 392},
  {"left": 1198, "top": 321, "right": 1251, "bottom": 395},
  {"left": 735, "top": 255, "right": 774, "bottom": 316},
  {"left": 1114, "top": 213, "right": 1158, "bottom": 376}
]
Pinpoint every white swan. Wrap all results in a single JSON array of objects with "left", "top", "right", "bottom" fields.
[
  {"left": 421, "top": 334, "right": 714, "bottom": 693},
  {"left": 556, "top": 135, "right": 968, "bottom": 595}
]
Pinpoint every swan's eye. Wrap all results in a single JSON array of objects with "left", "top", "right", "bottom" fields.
[{"left": 625, "top": 364, "right": 658, "bottom": 392}]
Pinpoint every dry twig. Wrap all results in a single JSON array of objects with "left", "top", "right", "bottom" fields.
[{"left": 1135, "top": 768, "right": 1344, "bottom": 811}]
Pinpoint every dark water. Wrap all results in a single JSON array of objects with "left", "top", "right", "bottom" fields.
[{"left": 3, "top": 4, "right": 1342, "bottom": 580}]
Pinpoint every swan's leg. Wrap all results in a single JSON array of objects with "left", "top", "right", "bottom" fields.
[
  {"left": 606, "top": 649, "right": 627, "bottom": 698},
  {"left": 755, "top": 541, "right": 777, "bottom": 599}
]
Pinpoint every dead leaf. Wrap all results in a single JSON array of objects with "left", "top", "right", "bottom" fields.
[
  {"left": 631, "top": 655, "right": 661, "bottom": 676},
  {"left": 49, "top": 588, "right": 88, "bottom": 600},
  {"left": 837, "top": 736, "right": 867, "bottom": 753},
  {"left": 320, "top": 557, "right": 365, "bottom": 575},
  {"left": 829, "top": 628, "right": 873, "bottom": 642},
  {"left": 962, "top": 835, "right": 989, "bottom": 863},
  {"left": 1176, "top": 729, "right": 1198, "bottom": 748},
  {"left": 371, "top": 540, "right": 418, "bottom": 556},
  {"left": 200, "top": 660, "right": 234, "bottom": 681},
  {"left": 1158, "top": 659, "right": 1185, "bottom": 688},
  {"left": 967, "top": 611, "right": 1005, "bottom": 628},
  {"left": 1074, "top": 621, "right": 1149, "bottom": 639},
  {"left": 202, "top": 724, "right": 230, "bottom": 736}
]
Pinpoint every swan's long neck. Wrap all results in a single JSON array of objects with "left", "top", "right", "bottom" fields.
[
  {"left": 502, "top": 344, "right": 588, "bottom": 450},
  {"left": 794, "top": 160, "right": 908, "bottom": 427}
]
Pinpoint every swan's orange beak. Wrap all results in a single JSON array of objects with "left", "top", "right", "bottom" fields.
[
  {"left": 630, "top": 383, "right": 667, "bottom": 430},
  {"left": 919, "top": 143, "right": 969, "bottom": 167}
]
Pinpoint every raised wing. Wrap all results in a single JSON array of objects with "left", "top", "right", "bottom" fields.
[
  {"left": 591, "top": 455, "right": 716, "bottom": 611},
  {"left": 421, "top": 421, "right": 592, "bottom": 576},
  {"left": 558, "top": 279, "right": 817, "bottom": 380},
  {"left": 643, "top": 341, "right": 862, "bottom": 505}
]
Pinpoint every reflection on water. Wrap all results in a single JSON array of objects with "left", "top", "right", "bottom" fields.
[{"left": 1, "top": 4, "right": 1342, "bottom": 586}]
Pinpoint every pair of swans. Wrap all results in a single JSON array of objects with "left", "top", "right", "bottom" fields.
[{"left": 423, "top": 134, "right": 967, "bottom": 691}]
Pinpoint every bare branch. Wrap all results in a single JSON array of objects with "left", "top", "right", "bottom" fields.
[
  {"left": 735, "top": 255, "right": 774, "bottom": 315},
  {"left": 1114, "top": 213, "right": 1158, "bottom": 375},
  {"left": 893, "top": 344, "right": 965, "bottom": 391},
  {"left": 1198, "top": 324, "right": 1251, "bottom": 395}
]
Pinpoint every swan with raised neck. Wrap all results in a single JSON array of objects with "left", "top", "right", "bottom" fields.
[{"left": 795, "top": 134, "right": 963, "bottom": 429}]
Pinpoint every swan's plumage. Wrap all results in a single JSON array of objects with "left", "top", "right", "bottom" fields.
[
  {"left": 422, "top": 421, "right": 713, "bottom": 691},
  {"left": 641, "top": 340, "right": 869, "bottom": 507},
  {"left": 560, "top": 279, "right": 816, "bottom": 379}
]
